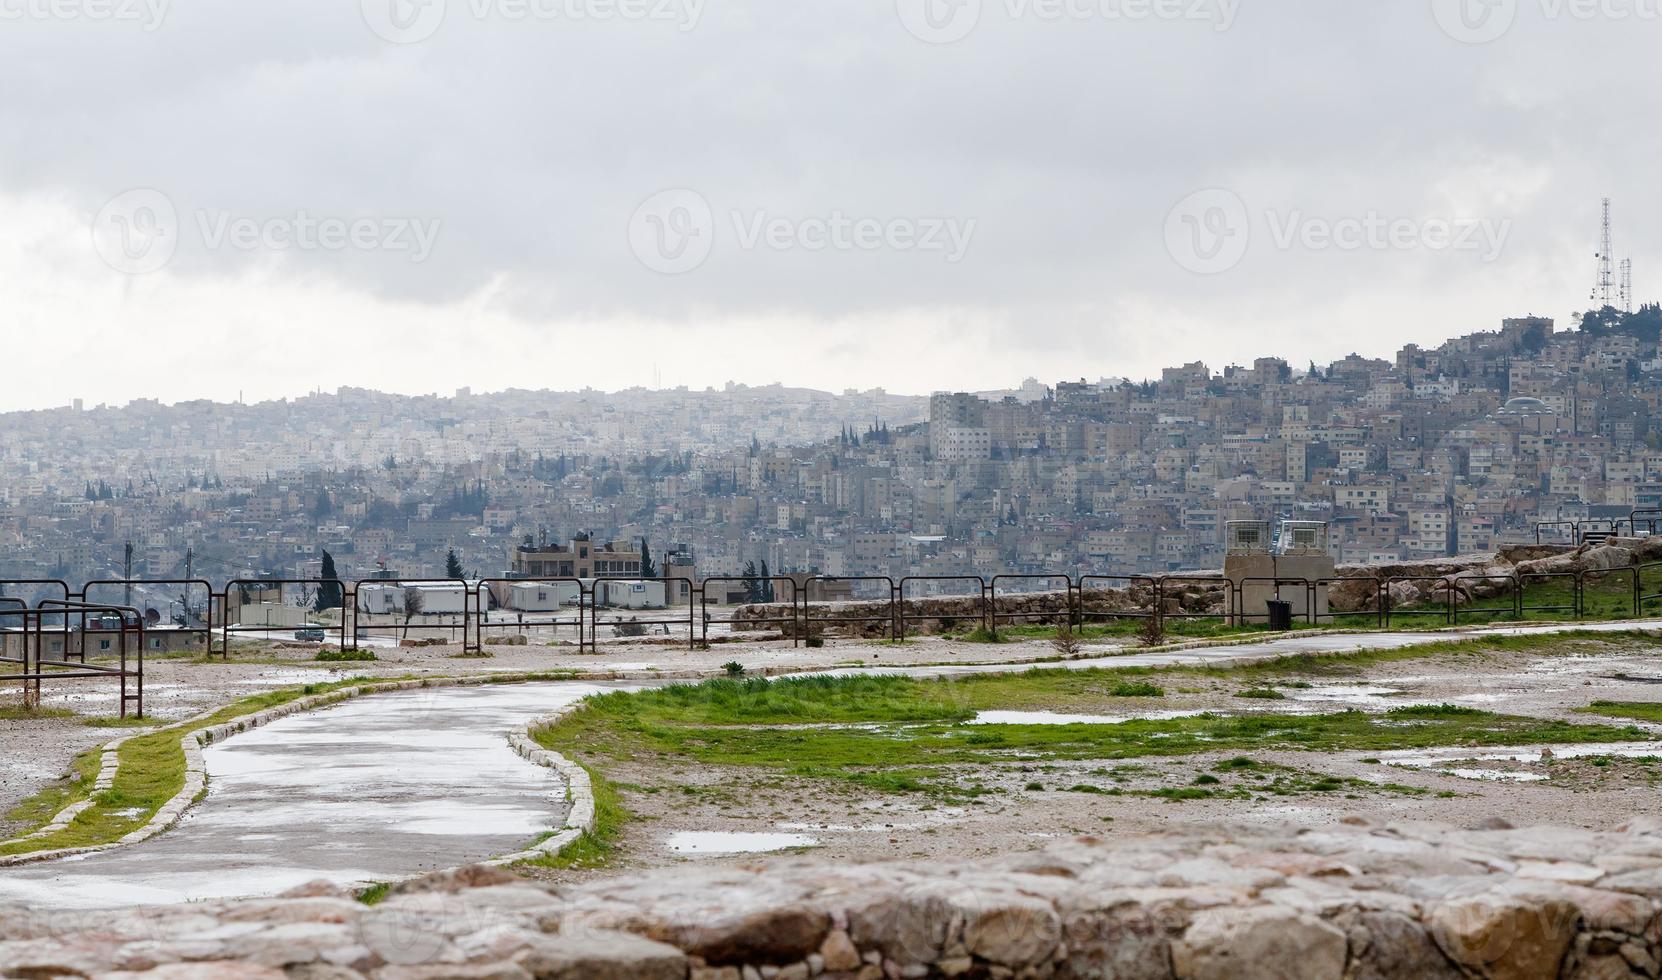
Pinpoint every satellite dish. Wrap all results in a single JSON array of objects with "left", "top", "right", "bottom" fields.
[{"left": 144, "top": 607, "right": 162, "bottom": 625}]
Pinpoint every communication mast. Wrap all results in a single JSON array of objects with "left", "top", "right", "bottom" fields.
[
  {"left": 1621, "top": 258, "right": 1634, "bottom": 314},
  {"left": 1592, "top": 197, "right": 1616, "bottom": 309}
]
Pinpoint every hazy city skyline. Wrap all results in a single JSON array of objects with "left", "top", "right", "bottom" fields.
[{"left": 4, "top": 1, "right": 1658, "bottom": 411}]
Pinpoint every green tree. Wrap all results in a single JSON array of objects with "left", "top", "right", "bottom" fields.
[
  {"left": 315, "top": 551, "right": 344, "bottom": 612},
  {"left": 640, "top": 539, "right": 657, "bottom": 579},
  {"left": 742, "top": 560, "right": 761, "bottom": 603},
  {"left": 445, "top": 549, "right": 465, "bottom": 580},
  {"left": 759, "top": 560, "right": 775, "bottom": 602}
]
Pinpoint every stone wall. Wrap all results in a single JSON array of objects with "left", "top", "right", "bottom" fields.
[
  {"left": 730, "top": 536, "right": 1662, "bottom": 638},
  {"left": 12, "top": 818, "right": 1662, "bottom": 978}
]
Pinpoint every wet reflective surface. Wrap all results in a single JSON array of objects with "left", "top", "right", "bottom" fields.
[{"left": 0, "top": 683, "right": 624, "bottom": 909}]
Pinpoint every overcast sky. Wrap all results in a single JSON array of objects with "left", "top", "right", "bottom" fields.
[{"left": 0, "top": 0, "right": 1655, "bottom": 411}]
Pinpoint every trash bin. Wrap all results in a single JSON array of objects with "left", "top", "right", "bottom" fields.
[{"left": 1266, "top": 600, "right": 1294, "bottom": 632}]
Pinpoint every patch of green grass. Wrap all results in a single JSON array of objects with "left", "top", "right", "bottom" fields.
[
  {"left": 1387, "top": 704, "right": 1487, "bottom": 718},
  {"left": 1, "top": 675, "right": 395, "bottom": 857},
  {"left": 1236, "top": 688, "right": 1286, "bottom": 700},
  {"left": 316, "top": 649, "right": 378, "bottom": 662},
  {"left": 82, "top": 716, "right": 164, "bottom": 729},
  {"left": 3, "top": 750, "right": 100, "bottom": 830},
  {"left": 0, "top": 705, "right": 78, "bottom": 722},
  {"left": 1576, "top": 701, "right": 1662, "bottom": 724},
  {"left": 1109, "top": 682, "right": 1165, "bottom": 698},
  {"left": 357, "top": 883, "right": 391, "bottom": 905},
  {"left": 532, "top": 674, "right": 1649, "bottom": 803},
  {"left": 514, "top": 762, "right": 628, "bottom": 870}
]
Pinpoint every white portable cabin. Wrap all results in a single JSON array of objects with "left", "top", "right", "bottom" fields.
[
  {"left": 356, "top": 583, "right": 472, "bottom": 615},
  {"left": 595, "top": 580, "right": 666, "bottom": 610},
  {"left": 507, "top": 581, "right": 583, "bottom": 611}
]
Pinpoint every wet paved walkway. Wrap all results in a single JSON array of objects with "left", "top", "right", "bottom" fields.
[
  {"left": 0, "top": 683, "right": 624, "bottom": 909},
  {"left": 3, "top": 619, "right": 1657, "bottom": 909}
]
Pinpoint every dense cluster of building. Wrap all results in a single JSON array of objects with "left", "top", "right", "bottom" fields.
[{"left": 4, "top": 313, "right": 1661, "bottom": 601}]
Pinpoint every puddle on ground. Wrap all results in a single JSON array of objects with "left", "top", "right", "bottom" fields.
[
  {"left": 1375, "top": 741, "right": 1662, "bottom": 783},
  {"left": 666, "top": 831, "right": 818, "bottom": 855},
  {"left": 1440, "top": 768, "right": 1550, "bottom": 783},
  {"left": 1283, "top": 686, "right": 1402, "bottom": 708},
  {"left": 968, "top": 709, "right": 1207, "bottom": 726},
  {"left": 1381, "top": 742, "right": 1662, "bottom": 767}
]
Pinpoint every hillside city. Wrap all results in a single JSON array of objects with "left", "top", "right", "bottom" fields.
[{"left": 4, "top": 306, "right": 1662, "bottom": 595}]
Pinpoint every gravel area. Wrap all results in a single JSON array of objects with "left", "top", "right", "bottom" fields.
[{"left": 521, "top": 636, "right": 1662, "bottom": 886}]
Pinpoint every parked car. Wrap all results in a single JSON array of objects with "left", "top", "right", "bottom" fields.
[{"left": 294, "top": 628, "right": 327, "bottom": 642}]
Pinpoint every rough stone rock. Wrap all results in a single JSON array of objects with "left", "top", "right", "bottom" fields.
[
  {"left": 677, "top": 903, "right": 828, "bottom": 966},
  {"left": 512, "top": 930, "right": 686, "bottom": 980},
  {"left": 1056, "top": 901, "right": 1173, "bottom": 979},
  {"left": 957, "top": 890, "right": 1063, "bottom": 969},
  {"left": 281, "top": 881, "right": 355, "bottom": 900},
  {"left": 284, "top": 965, "right": 369, "bottom": 980},
  {"left": 22, "top": 820, "right": 1662, "bottom": 980},
  {"left": 817, "top": 930, "right": 861, "bottom": 972},
  {"left": 1339, "top": 910, "right": 1463, "bottom": 980},
  {"left": 100, "top": 965, "right": 287, "bottom": 980},
  {"left": 846, "top": 884, "right": 957, "bottom": 964},
  {"left": 375, "top": 963, "right": 532, "bottom": 980},
  {"left": 389, "top": 865, "right": 521, "bottom": 897},
  {"left": 1171, "top": 906, "right": 1347, "bottom": 980},
  {"left": 1429, "top": 889, "right": 1580, "bottom": 980}
]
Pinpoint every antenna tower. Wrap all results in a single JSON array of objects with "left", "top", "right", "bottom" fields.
[{"left": 1592, "top": 197, "right": 1616, "bottom": 308}]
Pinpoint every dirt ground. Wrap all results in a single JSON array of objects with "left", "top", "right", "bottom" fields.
[
  {"left": 9, "top": 630, "right": 1662, "bottom": 875},
  {"left": 520, "top": 638, "right": 1662, "bottom": 886}
]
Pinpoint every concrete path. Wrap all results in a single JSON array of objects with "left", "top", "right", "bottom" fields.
[
  {"left": 2, "top": 618, "right": 1655, "bottom": 910},
  {"left": 0, "top": 682, "right": 625, "bottom": 909}
]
